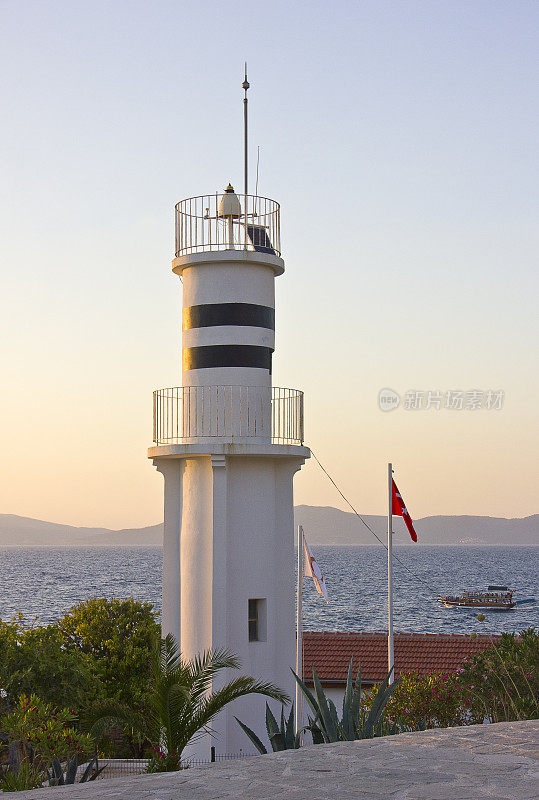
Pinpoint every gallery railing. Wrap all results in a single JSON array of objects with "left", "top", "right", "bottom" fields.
[
  {"left": 174, "top": 193, "right": 281, "bottom": 258},
  {"left": 153, "top": 386, "right": 303, "bottom": 445}
]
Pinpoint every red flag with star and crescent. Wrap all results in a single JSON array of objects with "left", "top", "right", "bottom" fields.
[{"left": 391, "top": 480, "right": 418, "bottom": 542}]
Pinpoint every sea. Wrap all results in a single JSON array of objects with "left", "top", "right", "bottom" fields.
[{"left": 0, "top": 546, "right": 536, "bottom": 636}]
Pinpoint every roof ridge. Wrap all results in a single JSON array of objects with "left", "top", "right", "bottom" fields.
[{"left": 303, "top": 630, "right": 499, "bottom": 639}]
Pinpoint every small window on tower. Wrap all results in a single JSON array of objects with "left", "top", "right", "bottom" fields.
[{"left": 248, "top": 598, "right": 267, "bottom": 642}]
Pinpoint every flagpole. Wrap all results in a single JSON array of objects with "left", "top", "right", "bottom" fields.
[
  {"left": 388, "top": 463, "right": 394, "bottom": 684},
  {"left": 295, "top": 524, "right": 303, "bottom": 735}
]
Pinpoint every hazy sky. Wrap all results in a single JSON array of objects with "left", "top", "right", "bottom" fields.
[{"left": 1, "top": 0, "right": 538, "bottom": 528}]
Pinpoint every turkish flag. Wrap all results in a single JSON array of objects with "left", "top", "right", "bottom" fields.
[{"left": 391, "top": 480, "right": 418, "bottom": 542}]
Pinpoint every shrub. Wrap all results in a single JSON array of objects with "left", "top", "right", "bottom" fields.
[
  {"left": 1, "top": 694, "right": 93, "bottom": 767},
  {"left": 363, "top": 670, "right": 479, "bottom": 731},
  {"left": 363, "top": 629, "right": 538, "bottom": 730},
  {"left": 455, "top": 628, "right": 538, "bottom": 723},
  {"left": 145, "top": 747, "right": 185, "bottom": 772}
]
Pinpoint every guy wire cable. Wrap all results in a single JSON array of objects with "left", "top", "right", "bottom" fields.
[{"left": 310, "top": 449, "right": 471, "bottom": 604}]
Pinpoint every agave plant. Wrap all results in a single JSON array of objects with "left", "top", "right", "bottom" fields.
[
  {"left": 46, "top": 753, "right": 107, "bottom": 786},
  {"left": 235, "top": 703, "right": 301, "bottom": 753},
  {"left": 292, "top": 658, "right": 398, "bottom": 743},
  {"left": 236, "top": 659, "right": 398, "bottom": 752},
  {"left": 86, "top": 634, "right": 288, "bottom": 764}
]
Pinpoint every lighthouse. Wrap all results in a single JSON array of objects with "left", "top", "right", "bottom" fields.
[{"left": 149, "top": 172, "right": 309, "bottom": 754}]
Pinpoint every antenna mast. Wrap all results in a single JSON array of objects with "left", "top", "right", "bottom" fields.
[{"left": 242, "top": 64, "right": 250, "bottom": 197}]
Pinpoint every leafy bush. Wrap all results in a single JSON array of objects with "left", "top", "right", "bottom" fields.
[
  {"left": 1, "top": 694, "right": 93, "bottom": 767},
  {"left": 363, "top": 629, "right": 538, "bottom": 730},
  {"left": 145, "top": 746, "right": 185, "bottom": 772},
  {"left": 0, "top": 695, "right": 96, "bottom": 791},
  {"left": 363, "top": 670, "right": 478, "bottom": 731},
  {"left": 455, "top": 628, "right": 538, "bottom": 723}
]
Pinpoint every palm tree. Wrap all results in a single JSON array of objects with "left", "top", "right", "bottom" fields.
[{"left": 87, "top": 634, "right": 289, "bottom": 768}]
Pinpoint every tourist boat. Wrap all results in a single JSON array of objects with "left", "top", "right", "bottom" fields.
[{"left": 437, "top": 586, "right": 520, "bottom": 612}]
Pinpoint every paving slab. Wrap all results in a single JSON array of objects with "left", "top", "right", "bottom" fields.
[{"left": 13, "top": 720, "right": 539, "bottom": 800}]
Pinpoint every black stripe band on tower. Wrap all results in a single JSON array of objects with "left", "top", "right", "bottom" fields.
[
  {"left": 183, "top": 303, "right": 275, "bottom": 330},
  {"left": 183, "top": 345, "right": 273, "bottom": 372}
]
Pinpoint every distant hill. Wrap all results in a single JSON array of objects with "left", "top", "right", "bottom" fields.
[
  {"left": 0, "top": 515, "right": 162, "bottom": 547},
  {"left": 0, "top": 509, "right": 537, "bottom": 547},
  {"left": 294, "top": 506, "right": 539, "bottom": 546}
]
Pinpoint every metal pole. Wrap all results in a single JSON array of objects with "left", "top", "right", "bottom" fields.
[
  {"left": 295, "top": 524, "right": 303, "bottom": 734},
  {"left": 388, "top": 463, "right": 394, "bottom": 684},
  {"left": 242, "top": 64, "right": 249, "bottom": 197}
]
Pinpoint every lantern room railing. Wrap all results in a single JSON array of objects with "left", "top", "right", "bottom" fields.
[
  {"left": 153, "top": 386, "right": 303, "bottom": 445},
  {"left": 174, "top": 194, "right": 281, "bottom": 258}
]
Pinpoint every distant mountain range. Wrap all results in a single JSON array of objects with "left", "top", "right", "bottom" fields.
[
  {"left": 0, "top": 514, "right": 163, "bottom": 547},
  {"left": 295, "top": 507, "right": 538, "bottom": 546},
  {"left": 0, "top": 508, "right": 537, "bottom": 547}
]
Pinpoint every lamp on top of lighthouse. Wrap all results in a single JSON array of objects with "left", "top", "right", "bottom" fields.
[{"left": 218, "top": 183, "right": 241, "bottom": 249}]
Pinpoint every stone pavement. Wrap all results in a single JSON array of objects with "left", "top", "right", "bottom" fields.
[{"left": 16, "top": 720, "right": 539, "bottom": 800}]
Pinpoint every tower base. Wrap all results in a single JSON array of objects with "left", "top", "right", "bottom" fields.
[{"left": 150, "top": 442, "right": 309, "bottom": 757}]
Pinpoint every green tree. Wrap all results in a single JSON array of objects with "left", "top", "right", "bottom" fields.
[
  {"left": 55, "top": 598, "right": 159, "bottom": 707},
  {"left": 0, "top": 617, "right": 101, "bottom": 713},
  {"left": 87, "top": 634, "right": 289, "bottom": 770}
]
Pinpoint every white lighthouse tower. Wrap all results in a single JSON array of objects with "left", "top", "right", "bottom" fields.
[{"left": 149, "top": 109, "right": 309, "bottom": 754}]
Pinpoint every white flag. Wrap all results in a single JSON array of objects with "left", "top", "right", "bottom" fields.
[{"left": 303, "top": 536, "right": 328, "bottom": 603}]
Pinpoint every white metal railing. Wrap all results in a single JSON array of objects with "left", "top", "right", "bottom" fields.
[
  {"left": 153, "top": 386, "right": 303, "bottom": 445},
  {"left": 174, "top": 194, "right": 281, "bottom": 258}
]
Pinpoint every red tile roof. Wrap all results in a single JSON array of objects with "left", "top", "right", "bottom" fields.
[{"left": 302, "top": 631, "right": 499, "bottom": 683}]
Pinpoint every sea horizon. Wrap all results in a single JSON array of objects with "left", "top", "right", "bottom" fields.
[{"left": 1, "top": 545, "right": 536, "bottom": 636}]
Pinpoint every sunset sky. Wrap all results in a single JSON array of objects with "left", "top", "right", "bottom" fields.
[{"left": 1, "top": 0, "right": 537, "bottom": 528}]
